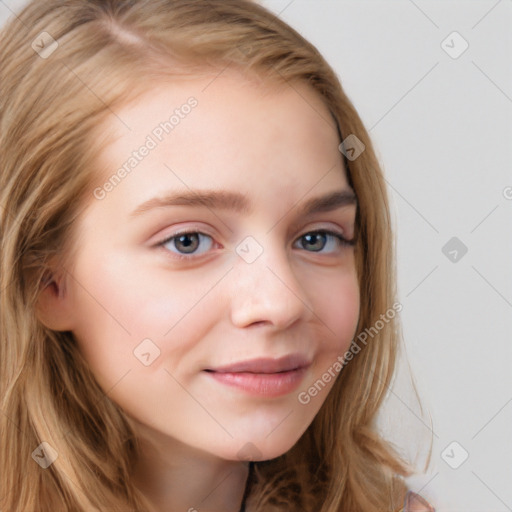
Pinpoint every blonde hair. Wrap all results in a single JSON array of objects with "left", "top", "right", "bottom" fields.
[{"left": 0, "top": 1, "right": 421, "bottom": 510}]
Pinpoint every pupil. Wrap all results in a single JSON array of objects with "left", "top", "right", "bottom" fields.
[
  {"left": 177, "top": 234, "right": 198, "bottom": 253},
  {"left": 304, "top": 233, "right": 325, "bottom": 251}
]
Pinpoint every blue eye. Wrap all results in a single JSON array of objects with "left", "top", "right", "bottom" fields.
[
  {"left": 156, "top": 229, "right": 354, "bottom": 261},
  {"left": 158, "top": 231, "right": 215, "bottom": 260},
  {"left": 297, "top": 230, "right": 354, "bottom": 253}
]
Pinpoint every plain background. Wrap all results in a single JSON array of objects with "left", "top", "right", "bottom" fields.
[{"left": 1, "top": 1, "right": 511, "bottom": 510}]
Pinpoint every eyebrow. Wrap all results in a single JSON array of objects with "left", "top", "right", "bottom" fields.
[{"left": 130, "top": 188, "right": 357, "bottom": 218}]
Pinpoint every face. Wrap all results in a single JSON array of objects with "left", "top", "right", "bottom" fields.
[{"left": 58, "top": 69, "right": 360, "bottom": 462}]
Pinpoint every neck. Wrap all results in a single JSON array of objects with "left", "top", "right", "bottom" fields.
[{"left": 129, "top": 421, "right": 251, "bottom": 512}]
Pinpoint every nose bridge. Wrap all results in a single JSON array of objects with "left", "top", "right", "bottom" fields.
[{"left": 229, "top": 233, "right": 311, "bottom": 328}]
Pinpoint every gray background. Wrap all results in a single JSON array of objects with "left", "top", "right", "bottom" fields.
[{"left": 1, "top": 0, "right": 511, "bottom": 510}]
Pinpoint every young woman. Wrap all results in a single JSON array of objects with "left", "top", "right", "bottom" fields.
[{"left": 0, "top": 1, "right": 435, "bottom": 510}]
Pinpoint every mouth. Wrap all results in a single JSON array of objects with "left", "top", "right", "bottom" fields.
[
  {"left": 203, "top": 354, "right": 312, "bottom": 397},
  {"left": 204, "top": 353, "right": 312, "bottom": 374}
]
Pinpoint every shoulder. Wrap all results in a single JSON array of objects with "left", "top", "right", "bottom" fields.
[{"left": 399, "top": 490, "right": 435, "bottom": 512}]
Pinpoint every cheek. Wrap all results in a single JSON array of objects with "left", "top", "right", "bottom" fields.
[
  {"left": 293, "top": 270, "right": 359, "bottom": 414},
  {"left": 68, "top": 251, "right": 219, "bottom": 385},
  {"left": 314, "top": 269, "right": 360, "bottom": 353}
]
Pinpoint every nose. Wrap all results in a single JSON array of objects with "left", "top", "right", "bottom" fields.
[{"left": 228, "top": 236, "right": 313, "bottom": 330}]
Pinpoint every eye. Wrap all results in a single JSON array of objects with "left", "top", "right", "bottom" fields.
[
  {"left": 155, "top": 228, "right": 355, "bottom": 261},
  {"left": 294, "top": 230, "right": 355, "bottom": 254},
  {"left": 157, "top": 230, "right": 216, "bottom": 260}
]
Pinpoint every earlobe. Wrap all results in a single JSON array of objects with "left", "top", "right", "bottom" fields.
[{"left": 35, "top": 269, "right": 75, "bottom": 332}]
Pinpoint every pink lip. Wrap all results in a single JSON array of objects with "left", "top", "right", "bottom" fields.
[
  {"left": 203, "top": 354, "right": 311, "bottom": 397},
  {"left": 206, "top": 354, "right": 311, "bottom": 373}
]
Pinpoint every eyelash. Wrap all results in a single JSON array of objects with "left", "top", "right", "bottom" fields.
[{"left": 155, "top": 228, "right": 355, "bottom": 261}]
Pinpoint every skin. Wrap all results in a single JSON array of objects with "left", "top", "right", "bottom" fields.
[{"left": 37, "top": 68, "right": 360, "bottom": 512}]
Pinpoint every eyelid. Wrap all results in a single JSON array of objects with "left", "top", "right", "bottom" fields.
[
  {"left": 153, "top": 222, "right": 351, "bottom": 246},
  {"left": 152, "top": 224, "right": 216, "bottom": 246}
]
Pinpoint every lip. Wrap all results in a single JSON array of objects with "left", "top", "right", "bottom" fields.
[
  {"left": 203, "top": 354, "right": 312, "bottom": 397},
  {"left": 205, "top": 354, "right": 312, "bottom": 374}
]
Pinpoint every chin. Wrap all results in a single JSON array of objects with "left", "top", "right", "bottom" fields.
[{"left": 218, "top": 430, "right": 306, "bottom": 463}]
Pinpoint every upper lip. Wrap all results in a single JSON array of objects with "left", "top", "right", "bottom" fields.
[{"left": 205, "top": 354, "right": 312, "bottom": 374}]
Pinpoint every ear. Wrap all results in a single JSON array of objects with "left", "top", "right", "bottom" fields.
[{"left": 35, "top": 265, "right": 76, "bottom": 332}]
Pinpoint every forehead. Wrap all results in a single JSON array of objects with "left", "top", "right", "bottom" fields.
[
  {"left": 102, "top": 66, "right": 340, "bottom": 157},
  {"left": 86, "top": 68, "right": 349, "bottom": 219}
]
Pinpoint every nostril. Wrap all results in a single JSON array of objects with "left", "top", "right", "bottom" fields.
[{"left": 249, "top": 321, "right": 268, "bottom": 328}]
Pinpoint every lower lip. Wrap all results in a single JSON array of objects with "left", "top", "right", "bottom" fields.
[{"left": 205, "top": 367, "right": 309, "bottom": 397}]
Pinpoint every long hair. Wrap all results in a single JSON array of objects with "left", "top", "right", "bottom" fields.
[{"left": 0, "top": 1, "right": 419, "bottom": 510}]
